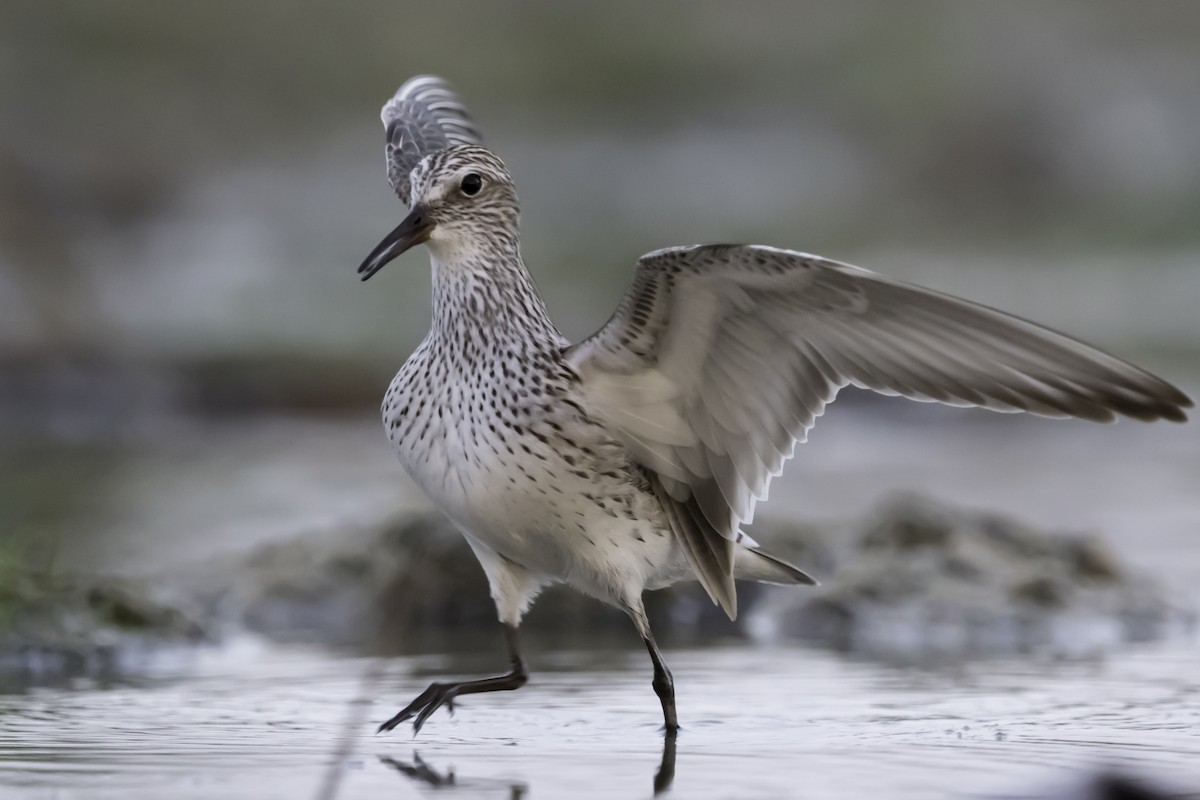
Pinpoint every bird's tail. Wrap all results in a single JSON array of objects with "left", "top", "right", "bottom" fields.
[{"left": 733, "top": 547, "right": 818, "bottom": 586}]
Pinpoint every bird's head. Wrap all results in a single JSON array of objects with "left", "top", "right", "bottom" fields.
[{"left": 358, "top": 145, "right": 519, "bottom": 280}]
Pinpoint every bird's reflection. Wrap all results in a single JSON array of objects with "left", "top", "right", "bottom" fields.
[
  {"left": 379, "top": 732, "right": 678, "bottom": 797},
  {"left": 378, "top": 752, "right": 460, "bottom": 789},
  {"left": 379, "top": 752, "right": 528, "bottom": 798}
]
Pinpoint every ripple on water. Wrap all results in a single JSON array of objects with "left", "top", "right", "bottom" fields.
[{"left": 0, "top": 642, "right": 1198, "bottom": 799}]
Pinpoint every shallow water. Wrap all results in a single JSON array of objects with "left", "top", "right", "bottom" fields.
[{"left": 2, "top": 638, "right": 1199, "bottom": 799}]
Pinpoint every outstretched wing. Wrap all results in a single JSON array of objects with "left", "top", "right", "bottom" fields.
[
  {"left": 566, "top": 244, "right": 1192, "bottom": 617},
  {"left": 381, "top": 76, "right": 484, "bottom": 204}
]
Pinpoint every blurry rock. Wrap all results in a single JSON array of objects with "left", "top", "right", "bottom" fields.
[
  {"left": 191, "top": 512, "right": 488, "bottom": 649},
  {"left": 189, "top": 493, "right": 1185, "bottom": 661},
  {"left": 172, "top": 511, "right": 829, "bottom": 652},
  {"left": 5, "top": 492, "right": 1186, "bottom": 679},
  {"left": 198, "top": 512, "right": 786, "bottom": 651},
  {"left": 756, "top": 493, "right": 1189, "bottom": 661},
  {"left": 0, "top": 573, "right": 210, "bottom": 681}
]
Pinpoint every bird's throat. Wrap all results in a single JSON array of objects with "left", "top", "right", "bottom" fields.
[{"left": 429, "top": 250, "right": 561, "bottom": 348}]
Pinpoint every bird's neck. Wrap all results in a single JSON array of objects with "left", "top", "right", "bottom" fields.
[{"left": 429, "top": 243, "right": 562, "bottom": 352}]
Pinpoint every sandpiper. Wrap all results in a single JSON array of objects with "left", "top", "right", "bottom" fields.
[{"left": 358, "top": 76, "right": 1192, "bottom": 735}]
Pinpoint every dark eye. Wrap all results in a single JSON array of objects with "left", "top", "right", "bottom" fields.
[{"left": 461, "top": 173, "right": 483, "bottom": 196}]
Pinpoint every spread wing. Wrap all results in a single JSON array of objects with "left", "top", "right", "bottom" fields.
[
  {"left": 566, "top": 244, "right": 1192, "bottom": 617},
  {"left": 381, "top": 75, "right": 484, "bottom": 204}
]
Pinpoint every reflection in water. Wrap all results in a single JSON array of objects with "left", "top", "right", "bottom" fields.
[
  {"left": 654, "top": 731, "right": 677, "bottom": 796},
  {"left": 3, "top": 646, "right": 1200, "bottom": 799},
  {"left": 1084, "top": 773, "right": 1176, "bottom": 800},
  {"left": 380, "top": 752, "right": 528, "bottom": 797},
  {"left": 379, "top": 733, "right": 677, "bottom": 798}
]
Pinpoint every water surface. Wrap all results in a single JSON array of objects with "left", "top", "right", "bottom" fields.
[{"left": 2, "top": 639, "right": 1198, "bottom": 799}]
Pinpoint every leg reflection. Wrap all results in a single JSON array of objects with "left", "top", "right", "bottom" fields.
[
  {"left": 379, "top": 735, "right": 673, "bottom": 797},
  {"left": 379, "top": 752, "right": 528, "bottom": 798},
  {"left": 378, "top": 752, "right": 455, "bottom": 787},
  {"left": 654, "top": 729, "right": 678, "bottom": 796}
]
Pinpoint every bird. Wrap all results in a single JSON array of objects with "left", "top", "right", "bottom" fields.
[{"left": 357, "top": 75, "right": 1192, "bottom": 736}]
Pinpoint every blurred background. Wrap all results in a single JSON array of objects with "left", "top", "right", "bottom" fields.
[
  {"left": 1, "top": 3, "right": 1198, "bottom": 798},
  {"left": 2, "top": 0, "right": 1197, "bottom": 576}
]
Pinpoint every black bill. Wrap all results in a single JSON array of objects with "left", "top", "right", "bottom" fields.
[{"left": 357, "top": 205, "right": 435, "bottom": 281}]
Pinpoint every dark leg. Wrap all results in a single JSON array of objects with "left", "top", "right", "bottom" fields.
[
  {"left": 378, "top": 624, "right": 528, "bottom": 735},
  {"left": 626, "top": 601, "right": 680, "bottom": 732},
  {"left": 641, "top": 629, "right": 679, "bottom": 732}
]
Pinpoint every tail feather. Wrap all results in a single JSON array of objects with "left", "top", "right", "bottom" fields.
[{"left": 733, "top": 547, "right": 819, "bottom": 586}]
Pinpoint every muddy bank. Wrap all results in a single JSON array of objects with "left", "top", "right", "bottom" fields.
[
  {"left": 213, "top": 493, "right": 1189, "bottom": 660},
  {"left": 754, "top": 494, "right": 1190, "bottom": 660},
  {"left": 0, "top": 573, "right": 209, "bottom": 683},
  {"left": 2, "top": 494, "right": 1191, "bottom": 679}
]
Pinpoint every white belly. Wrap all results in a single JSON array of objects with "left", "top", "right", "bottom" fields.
[{"left": 383, "top": 364, "right": 681, "bottom": 602}]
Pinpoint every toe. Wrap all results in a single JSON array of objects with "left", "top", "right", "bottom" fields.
[{"left": 378, "top": 682, "right": 444, "bottom": 734}]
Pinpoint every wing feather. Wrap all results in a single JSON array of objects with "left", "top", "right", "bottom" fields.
[{"left": 567, "top": 245, "right": 1192, "bottom": 615}]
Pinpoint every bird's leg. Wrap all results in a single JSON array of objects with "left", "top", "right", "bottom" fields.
[
  {"left": 378, "top": 623, "right": 528, "bottom": 735},
  {"left": 627, "top": 602, "right": 679, "bottom": 732},
  {"left": 642, "top": 629, "right": 679, "bottom": 732}
]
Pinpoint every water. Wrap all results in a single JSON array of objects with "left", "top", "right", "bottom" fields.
[{"left": 2, "top": 639, "right": 1198, "bottom": 799}]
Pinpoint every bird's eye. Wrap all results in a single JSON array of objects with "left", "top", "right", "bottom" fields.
[{"left": 461, "top": 173, "right": 483, "bottom": 196}]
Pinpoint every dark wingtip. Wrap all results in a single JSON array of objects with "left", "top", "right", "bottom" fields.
[
  {"left": 1155, "top": 376, "right": 1193, "bottom": 419},
  {"left": 1162, "top": 405, "right": 1190, "bottom": 423},
  {"left": 1143, "top": 383, "right": 1192, "bottom": 423}
]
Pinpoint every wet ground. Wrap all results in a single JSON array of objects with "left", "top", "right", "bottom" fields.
[{"left": 2, "top": 639, "right": 1199, "bottom": 799}]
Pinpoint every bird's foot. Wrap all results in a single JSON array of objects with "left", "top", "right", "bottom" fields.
[
  {"left": 378, "top": 681, "right": 461, "bottom": 735},
  {"left": 377, "top": 654, "right": 527, "bottom": 736}
]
